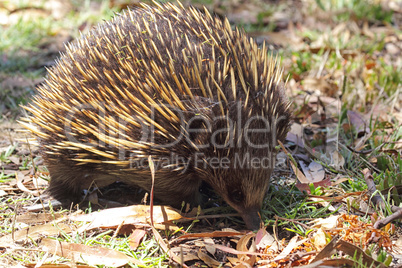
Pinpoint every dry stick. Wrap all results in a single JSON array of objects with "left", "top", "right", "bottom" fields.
[
  {"left": 148, "top": 156, "right": 188, "bottom": 268},
  {"left": 362, "top": 168, "right": 402, "bottom": 229},
  {"left": 11, "top": 202, "right": 19, "bottom": 243},
  {"left": 274, "top": 216, "right": 310, "bottom": 230},
  {"left": 273, "top": 216, "right": 279, "bottom": 250},
  {"left": 346, "top": 145, "right": 375, "bottom": 154},
  {"left": 26, "top": 136, "right": 47, "bottom": 211},
  {"left": 338, "top": 142, "right": 381, "bottom": 173},
  {"left": 25, "top": 136, "right": 37, "bottom": 174},
  {"left": 149, "top": 156, "right": 155, "bottom": 227}
]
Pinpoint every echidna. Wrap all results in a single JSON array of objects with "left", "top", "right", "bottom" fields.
[{"left": 21, "top": 1, "right": 291, "bottom": 230}]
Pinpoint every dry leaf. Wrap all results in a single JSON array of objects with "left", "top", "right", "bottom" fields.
[
  {"left": 273, "top": 236, "right": 298, "bottom": 261},
  {"left": 336, "top": 240, "right": 387, "bottom": 268},
  {"left": 24, "top": 264, "right": 92, "bottom": 268},
  {"left": 299, "top": 160, "right": 325, "bottom": 182},
  {"left": 312, "top": 228, "right": 328, "bottom": 250},
  {"left": 309, "top": 196, "right": 336, "bottom": 211},
  {"left": 128, "top": 229, "right": 146, "bottom": 250},
  {"left": 197, "top": 250, "right": 221, "bottom": 267},
  {"left": 330, "top": 150, "right": 345, "bottom": 170},
  {"left": 303, "top": 77, "right": 338, "bottom": 97},
  {"left": 173, "top": 230, "right": 243, "bottom": 242},
  {"left": 16, "top": 212, "right": 63, "bottom": 224},
  {"left": 203, "top": 237, "right": 216, "bottom": 256},
  {"left": 236, "top": 232, "right": 256, "bottom": 259},
  {"left": 71, "top": 205, "right": 182, "bottom": 231},
  {"left": 16, "top": 172, "right": 40, "bottom": 196},
  {"left": 41, "top": 238, "right": 144, "bottom": 267},
  {"left": 0, "top": 223, "right": 72, "bottom": 248},
  {"left": 290, "top": 161, "right": 309, "bottom": 184},
  {"left": 255, "top": 228, "right": 276, "bottom": 252},
  {"left": 0, "top": 190, "right": 7, "bottom": 197},
  {"left": 287, "top": 123, "right": 305, "bottom": 147},
  {"left": 347, "top": 110, "right": 369, "bottom": 135},
  {"left": 227, "top": 256, "right": 241, "bottom": 266}
]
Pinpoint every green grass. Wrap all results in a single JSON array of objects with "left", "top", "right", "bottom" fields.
[{"left": 314, "top": 0, "right": 394, "bottom": 23}]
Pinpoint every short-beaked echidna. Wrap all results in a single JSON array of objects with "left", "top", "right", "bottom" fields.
[{"left": 21, "top": 1, "right": 291, "bottom": 230}]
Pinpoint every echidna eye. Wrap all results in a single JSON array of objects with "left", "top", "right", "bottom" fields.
[{"left": 230, "top": 190, "right": 244, "bottom": 204}]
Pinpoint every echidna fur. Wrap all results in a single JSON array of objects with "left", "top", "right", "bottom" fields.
[{"left": 21, "top": 1, "right": 291, "bottom": 230}]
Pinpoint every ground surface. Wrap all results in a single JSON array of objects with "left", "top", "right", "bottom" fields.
[{"left": 0, "top": 0, "right": 401, "bottom": 267}]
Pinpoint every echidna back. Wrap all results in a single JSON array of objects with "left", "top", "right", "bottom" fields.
[{"left": 21, "top": 2, "right": 291, "bottom": 229}]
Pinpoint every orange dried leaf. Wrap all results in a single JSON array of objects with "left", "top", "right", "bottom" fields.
[{"left": 128, "top": 229, "right": 146, "bottom": 250}]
